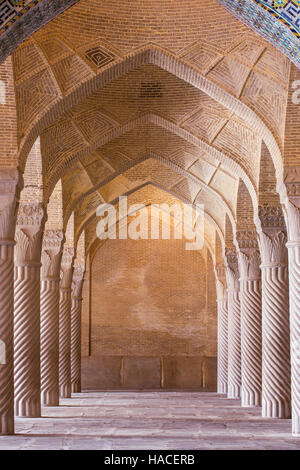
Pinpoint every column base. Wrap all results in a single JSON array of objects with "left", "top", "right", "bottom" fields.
[
  {"left": 60, "top": 384, "right": 71, "bottom": 399},
  {"left": 227, "top": 384, "right": 241, "bottom": 399},
  {"left": 242, "top": 390, "right": 261, "bottom": 407},
  {"left": 15, "top": 400, "right": 41, "bottom": 418},
  {"left": 41, "top": 391, "right": 59, "bottom": 407},
  {"left": 292, "top": 413, "right": 300, "bottom": 435},
  {"left": 262, "top": 398, "right": 291, "bottom": 419},
  {"left": 71, "top": 382, "right": 81, "bottom": 393},
  {"left": 0, "top": 414, "right": 14, "bottom": 435},
  {"left": 217, "top": 383, "right": 227, "bottom": 394}
]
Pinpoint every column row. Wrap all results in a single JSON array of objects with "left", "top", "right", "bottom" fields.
[
  {"left": 217, "top": 207, "right": 292, "bottom": 424},
  {"left": 0, "top": 186, "right": 85, "bottom": 433}
]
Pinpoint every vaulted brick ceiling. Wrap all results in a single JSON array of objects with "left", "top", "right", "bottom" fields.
[{"left": 10, "top": 0, "right": 293, "bottom": 257}]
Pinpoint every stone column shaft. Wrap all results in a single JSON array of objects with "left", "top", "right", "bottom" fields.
[
  {"left": 0, "top": 169, "right": 21, "bottom": 435},
  {"left": 71, "top": 297, "right": 82, "bottom": 393},
  {"left": 14, "top": 203, "right": 45, "bottom": 417},
  {"left": 217, "top": 297, "right": 228, "bottom": 394},
  {"left": 71, "top": 261, "right": 85, "bottom": 393},
  {"left": 287, "top": 240, "right": 300, "bottom": 433},
  {"left": 59, "top": 288, "right": 72, "bottom": 398},
  {"left": 0, "top": 243, "right": 15, "bottom": 434},
  {"left": 282, "top": 186, "right": 300, "bottom": 433},
  {"left": 281, "top": 170, "right": 300, "bottom": 435},
  {"left": 216, "top": 264, "right": 228, "bottom": 394},
  {"left": 261, "top": 263, "right": 290, "bottom": 417},
  {"left": 257, "top": 206, "right": 291, "bottom": 419},
  {"left": 225, "top": 251, "right": 241, "bottom": 399},
  {"left": 59, "top": 248, "right": 74, "bottom": 399},
  {"left": 237, "top": 233, "right": 262, "bottom": 408},
  {"left": 40, "top": 230, "right": 64, "bottom": 406}
]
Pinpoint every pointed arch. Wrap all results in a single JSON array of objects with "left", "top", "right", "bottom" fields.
[{"left": 17, "top": 47, "right": 284, "bottom": 198}]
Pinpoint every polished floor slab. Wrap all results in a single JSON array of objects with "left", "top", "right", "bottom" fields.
[{"left": 0, "top": 391, "right": 299, "bottom": 450}]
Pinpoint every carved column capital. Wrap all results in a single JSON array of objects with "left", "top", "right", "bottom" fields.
[
  {"left": 0, "top": 168, "right": 23, "bottom": 242},
  {"left": 41, "top": 230, "right": 64, "bottom": 280},
  {"left": 282, "top": 167, "right": 300, "bottom": 241},
  {"left": 238, "top": 250, "right": 261, "bottom": 280},
  {"left": 72, "top": 261, "right": 85, "bottom": 300},
  {"left": 215, "top": 263, "right": 226, "bottom": 301},
  {"left": 224, "top": 249, "right": 239, "bottom": 291},
  {"left": 60, "top": 247, "right": 75, "bottom": 290},
  {"left": 0, "top": 168, "right": 22, "bottom": 434},
  {"left": 281, "top": 168, "right": 300, "bottom": 432},
  {"left": 256, "top": 205, "right": 288, "bottom": 266},
  {"left": 15, "top": 203, "right": 46, "bottom": 266},
  {"left": 236, "top": 230, "right": 261, "bottom": 281}
]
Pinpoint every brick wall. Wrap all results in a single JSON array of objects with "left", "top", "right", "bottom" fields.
[{"left": 82, "top": 235, "right": 217, "bottom": 390}]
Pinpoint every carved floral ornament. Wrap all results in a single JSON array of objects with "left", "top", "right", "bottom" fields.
[
  {"left": 41, "top": 230, "right": 64, "bottom": 279},
  {"left": 258, "top": 205, "right": 286, "bottom": 229},
  {"left": 72, "top": 263, "right": 85, "bottom": 299},
  {"left": 61, "top": 247, "right": 75, "bottom": 269},
  {"left": 41, "top": 249, "right": 62, "bottom": 279},
  {"left": 224, "top": 249, "right": 240, "bottom": 289},
  {"left": 259, "top": 230, "right": 288, "bottom": 265},
  {"left": 42, "top": 230, "right": 64, "bottom": 249},
  {"left": 17, "top": 203, "right": 45, "bottom": 228},
  {"left": 14, "top": 228, "right": 43, "bottom": 264},
  {"left": 238, "top": 249, "right": 261, "bottom": 280},
  {"left": 236, "top": 230, "right": 259, "bottom": 250}
]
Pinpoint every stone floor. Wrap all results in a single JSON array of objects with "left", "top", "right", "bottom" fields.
[{"left": 0, "top": 391, "right": 299, "bottom": 450}]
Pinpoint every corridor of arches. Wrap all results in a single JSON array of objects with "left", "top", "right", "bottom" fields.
[{"left": 0, "top": 0, "right": 300, "bottom": 450}]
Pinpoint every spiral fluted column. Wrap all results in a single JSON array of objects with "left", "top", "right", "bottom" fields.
[
  {"left": 217, "top": 297, "right": 228, "bottom": 394},
  {"left": 59, "top": 248, "right": 74, "bottom": 398},
  {"left": 0, "top": 169, "right": 21, "bottom": 435},
  {"left": 225, "top": 251, "right": 241, "bottom": 399},
  {"left": 283, "top": 190, "right": 300, "bottom": 434},
  {"left": 0, "top": 243, "right": 15, "bottom": 434},
  {"left": 285, "top": 198, "right": 300, "bottom": 433},
  {"left": 237, "top": 239, "right": 262, "bottom": 408},
  {"left": 71, "top": 261, "right": 85, "bottom": 393},
  {"left": 257, "top": 206, "right": 291, "bottom": 419},
  {"left": 215, "top": 264, "right": 228, "bottom": 394},
  {"left": 13, "top": 204, "right": 45, "bottom": 417},
  {"left": 287, "top": 241, "right": 300, "bottom": 434},
  {"left": 40, "top": 230, "right": 64, "bottom": 406}
]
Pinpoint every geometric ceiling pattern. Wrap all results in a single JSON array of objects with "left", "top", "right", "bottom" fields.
[{"left": 4, "top": 0, "right": 297, "bottom": 258}]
